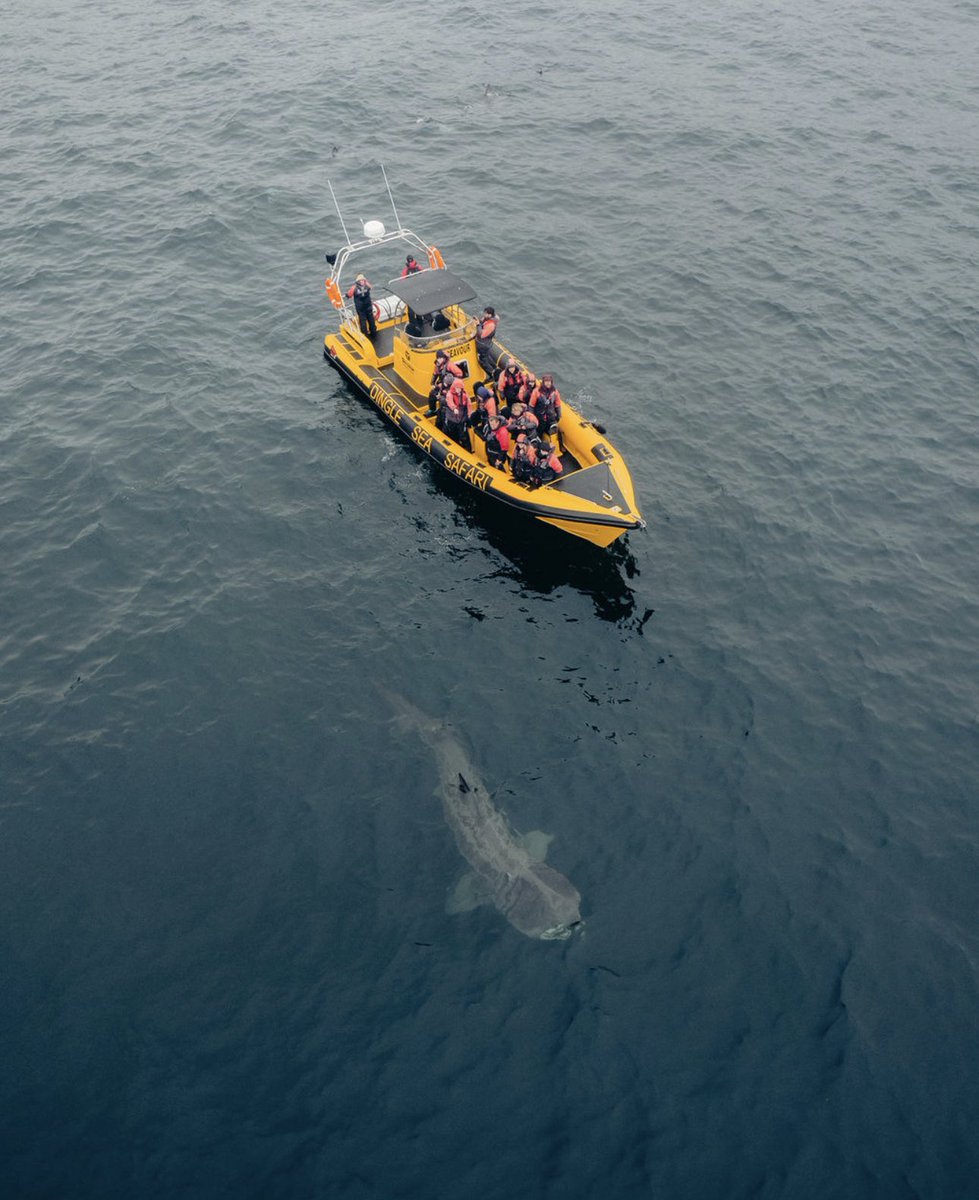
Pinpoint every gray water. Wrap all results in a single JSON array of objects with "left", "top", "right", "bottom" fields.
[{"left": 2, "top": 1, "right": 978, "bottom": 1197}]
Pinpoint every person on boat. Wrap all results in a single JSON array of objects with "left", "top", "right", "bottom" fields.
[
  {"left": 484, "top": 415, "right": 510, "bottom": 470},
  {"left": 510, "top": 432, "right": 538, "bottom": 484},
  {"left": 518, "top": 372, "right": 538, "bottom": 406},
  {"left": 506, "top": 401, "right": 539, "bottom": 440},
  {"left": 475, "top": 307, "right": 498, "bottom": 371},
  {"left": 532, "top": 438, "right": 564, "bottom": 487},
  {"left": 440, "top": 378, "right": 472, "bottom": 450},
  {"left": 530, "top": 373, "right": 562, "bottom": 431},
  {"left": 470, "top": 383, "right": 497, "bottom": 440},
  {"left": 401, "top": 254, "right": 425, "bottom": 328},
  {"left": 345, "top": 274, "right": 377, "bottom": 339},
  {"left": 496, "top": 358, "right": 525, "bottom": 408},
  {"left": 425, "top": 350, "right": 463, "bottom": 417}
]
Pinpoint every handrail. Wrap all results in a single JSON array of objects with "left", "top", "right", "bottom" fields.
[{"left": 399, "top": 315, "right": 477, "bottom": 353}]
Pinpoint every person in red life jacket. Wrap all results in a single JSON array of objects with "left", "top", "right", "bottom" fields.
[
  {"left": 510, "top": 432, "right": 538, "bottom": 484},
  {"left": 518, "top": 372, "right": 538, "bottom": 406},
  {"left": 345, "top": 274, "right": 377, "bottom": 339},
  {"left": 425, "top": 350, "right": 464, "bottom": 417},
  {"left": 401, "top": 254, "right": 425, "bottom": 328},
  {"left": 530, "top": 373, "right": 562, "bottom": 432},
  {"left": 470, "top": 383, "right": 497, "bottom": 441},
  {"left": 475, "top": 306, "right": 498, "bottom": 371},
  {"left": 506, "top": 401, "right": 539, "bottom": 440},
  {"left": 484, "top": 415, "right": 510, "bottom": 470},
  {"left": 532, "top": 438, "right": 564, "bottom": 487},
  {"left": 495, "top": 357, "right": 525, "bottom": 410},
  {"left": 440, "top": 377, "right": 472, "bottom": 450}
]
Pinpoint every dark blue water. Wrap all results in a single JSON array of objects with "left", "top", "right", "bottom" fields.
[{"left": 3, "top": 2, "right": 978, "bottom": 1196}]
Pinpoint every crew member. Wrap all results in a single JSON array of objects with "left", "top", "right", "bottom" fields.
[
  {"left": 345, "top": 274, "right": 377, "bottom": 339},
  {"left": 401, "top": 254, "right": 425, "bottom": 328},
  {"left": 475, "top": 307, "right": 498, "bottom": 371}
]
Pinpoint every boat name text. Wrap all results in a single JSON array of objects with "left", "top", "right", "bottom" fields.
[
  {"left": 444, "top": 452, "right": 491, "bottom": 491},
  {"left": 369, "top": 381, "right": 407, "bottom": 421}
]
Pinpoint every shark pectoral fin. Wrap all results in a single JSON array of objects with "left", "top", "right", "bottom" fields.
[
  {"left": 519, "top": 830, "right": 554, "bottom": 862},
  {"left": 446, "top": 872, "right": 492, "bottom": 915}
]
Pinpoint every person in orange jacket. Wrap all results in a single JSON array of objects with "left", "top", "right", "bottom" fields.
[
  {"left": 530, "top": 373, "right": 562, "bottom": 432},
  {"left": 425, "top": 350, "right": 464, "bottom": 416},
  {"left": 506, "top": 402, "right": 539, "bottom": 440},
  {"left": 484, "top": 415, "right": 510, "bottom": 470},
  {"left": 532, "top": 438, "right": 564, "bottom": 486},
  {"left": 440, "top": 378, "right": 472, "bottom": 450},
  {"left": 470, "top": 383, "right": 498, "bottom": 441},
  {"left": 475, "top": 306, "right": 498, "bottom": 371},
  {"left": 510, "top": 432, "right": 538, "bottom": 484},
  {"left": 496, "top": 357, "right": 525, "bottom": 408}
]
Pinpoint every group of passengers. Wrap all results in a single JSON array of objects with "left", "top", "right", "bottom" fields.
[{"left": 425, "top": 349, "right": 564, "bottom": 488}]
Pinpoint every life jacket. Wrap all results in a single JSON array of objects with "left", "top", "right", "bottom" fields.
[
  {"left": 486, "top": 424, "right": 510, "bottom": 456},
  {"left": 346, "top": 280, "right": 372, "bottom": 314},
  {"left": 511, "top": 435, "right": 537, "bottom": 481},
  {"left": 401, "top": 261, "right": 421, "bottom": 277},
  {"left": 518, "top": 378, "right": 537, "bottom": 405},
  {"left": 508, "top": 407, "right": 539, "bottom": 437},
  {"left": 432, "top": 357, "right": 463, "bottom": 387},
  {"left": 474, "top": 389, "right": 497, "bottom": 422},
  {"left": 476, "top": 316, "right": 498, "bottom": 341},
  {"left": 499, "top": 367, "right": 524, "bottom": 403},
  {"left": 531, "top": 383, "right": 562, "bottom": 426},
  {"left": 443, "top": 381, "right": 470, "bottom": 422}
]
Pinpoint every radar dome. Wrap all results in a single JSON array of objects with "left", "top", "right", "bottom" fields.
[{"left": 363, "top": 220, "right": 385, "bottom": 239}]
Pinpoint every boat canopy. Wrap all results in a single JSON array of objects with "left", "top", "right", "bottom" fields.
[{"left": 385, "top": 268, "right": 477, "bottom": 312}]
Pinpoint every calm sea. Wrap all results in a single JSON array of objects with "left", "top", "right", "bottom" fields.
[{"left": 2, "top": 1, "right": 978, "bottom": 1197}]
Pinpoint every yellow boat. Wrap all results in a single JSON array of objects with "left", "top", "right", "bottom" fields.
[{"left": 321, "top": 184, "right": 645, "bottom": 548}]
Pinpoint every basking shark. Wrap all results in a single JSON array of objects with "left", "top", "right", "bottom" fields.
[{"left": 385, "top": 691, "right": 582, "bottom": 940}]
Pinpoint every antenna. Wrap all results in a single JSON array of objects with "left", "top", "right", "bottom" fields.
[
  {"left": 327, "top": 179, "right": 353, "bottom": 246},
  {"left": 381, "top": 164, "right": 402, "bottom": 232}
]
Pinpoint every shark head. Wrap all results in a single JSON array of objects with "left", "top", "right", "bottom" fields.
[{"left": 539, "top": 919, "right": 584, "bottom": 941}]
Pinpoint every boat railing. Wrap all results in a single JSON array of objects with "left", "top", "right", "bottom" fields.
[{"left": 338, "top": 289, "right": 407, "bottom": 328}]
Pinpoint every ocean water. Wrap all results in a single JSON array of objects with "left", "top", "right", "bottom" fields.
[{"left": 2, "top": 1, "right": 978, "bottom": 1197}]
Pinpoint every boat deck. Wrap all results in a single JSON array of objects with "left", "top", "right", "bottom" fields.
[{"left": 345, "top": 324, "right": 584, "bottom": 477}]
